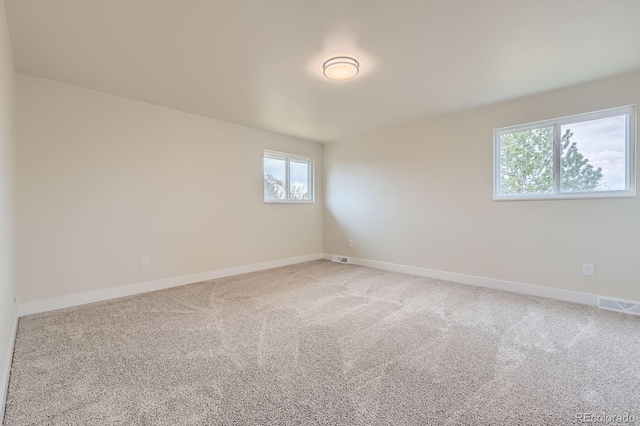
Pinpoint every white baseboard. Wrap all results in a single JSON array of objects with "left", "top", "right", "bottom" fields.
[
  {"left": 18, "top": 253, "right": 324, "bottom": 317},
  {"left": 1, "top": 310, "right": 18, "bottom": 426},
  {"left": 330, "top": 254, "right": 599, "bottom": 306},
  {"left": 17, "top": 251, "right": 603, "bottom": 318}
]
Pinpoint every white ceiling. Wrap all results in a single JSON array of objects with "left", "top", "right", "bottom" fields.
[{"left": 5, "top": 0, "right": 640, "bottom": 142}]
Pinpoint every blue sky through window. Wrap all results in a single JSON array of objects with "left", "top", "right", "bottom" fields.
[{"left": 562, "top": 115, "right": 626, "bottom": 190}]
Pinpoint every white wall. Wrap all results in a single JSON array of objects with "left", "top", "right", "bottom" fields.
[
  {"left": 324, "top": 70, "right": 640, "bottom": 301},
  {"left": 17, "top": 74, "right": 323, "bottom": 303},
  {"left": 0, "top": 0, "right": 16, "bottom": 419}
]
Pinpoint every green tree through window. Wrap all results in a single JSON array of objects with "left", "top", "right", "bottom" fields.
[{"left": 500, "top": 128, "right": 603, "bottom": 195}]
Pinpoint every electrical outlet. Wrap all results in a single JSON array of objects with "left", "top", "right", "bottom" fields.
[
  {"left": 140, "top": 256, "right": 150, "bottom": 268},
  {"left": 348, "top": 240, "right": 354, "bottom": 248},
  {"left": 582, "top": 263, "right": 594, "bottom": 277}
]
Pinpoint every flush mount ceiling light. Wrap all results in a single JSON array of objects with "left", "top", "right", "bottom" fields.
[{"left": 323, "top": 57, "right": 359, "bottom": 81}]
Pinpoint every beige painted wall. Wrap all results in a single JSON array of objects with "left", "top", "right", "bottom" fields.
[
  {"left": 324, "top": 71, "right": 640, "bottom": 301},
  {"left": 17, "top": 74, "right": 323, "bottom": 303},
  {"left": 0, "top": 0, "right": 16, "bottom": 412}
]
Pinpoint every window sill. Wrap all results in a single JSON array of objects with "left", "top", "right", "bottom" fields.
[
  {"left": 493, "top": 191, "right": 636, "bottom": 201},
  {"left": 264, "top": 200, "right": 315, "bottom": 204}
]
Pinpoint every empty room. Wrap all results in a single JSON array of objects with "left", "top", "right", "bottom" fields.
[{"left": 1, "top": 0, "right": 639, "bottom": 425}]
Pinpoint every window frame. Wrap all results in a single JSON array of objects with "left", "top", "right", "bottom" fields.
[
  {"left": 263, "top": 150, "right": 314, "bottom": 204},
  {"left": 493, "top": 105, "right": 636, "bottom": 201}
]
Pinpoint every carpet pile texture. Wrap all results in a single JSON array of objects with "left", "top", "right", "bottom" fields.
[{"left": 4, "top": 260, "right": 640, "bottom": 425}]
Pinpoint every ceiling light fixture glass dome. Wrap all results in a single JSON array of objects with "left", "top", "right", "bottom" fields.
[{"left": 323, "top": 57, "right": 359, "bottom": 80}]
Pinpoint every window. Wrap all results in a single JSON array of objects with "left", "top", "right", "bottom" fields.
[
  {"left": 264, "top": 150, "right": 314, "bottom": 203},
  {"left": 494, "top": 106, "right": 636, "bottom": 200}
]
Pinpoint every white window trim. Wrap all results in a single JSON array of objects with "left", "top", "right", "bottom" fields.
[
  {"left": 493, "top": 105, "right": 636, "bottom": 201},
  {"left": 264, "top": 150, "right": 315, "bottom": 203}
]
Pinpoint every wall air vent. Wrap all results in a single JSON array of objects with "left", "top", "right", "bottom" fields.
[
  {"left": 331, "top": 255, "right": 349, "bottom": 264},
  {"left": 597, "top": 297, "right": 640, "bottom": 316}
]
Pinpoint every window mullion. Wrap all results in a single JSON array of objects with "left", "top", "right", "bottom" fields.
[{"left": 553, "top": 123, "right": 561, "bottom": 195}]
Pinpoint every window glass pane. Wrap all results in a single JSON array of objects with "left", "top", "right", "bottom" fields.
[
  {"left": 289, "top": 160, "right": 310, "bottom": 200},
  {"left": 560, "top": 115, "right": 627, "bottom": 192},
  {"left": 499, "top": 127, "right": 553, "bottom": 195},
  {"left": 264, "top": 157, "right": 286, "bottom": 201}
]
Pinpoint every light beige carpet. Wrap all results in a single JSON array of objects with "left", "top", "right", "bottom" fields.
[{"left": 4, "top": 260, "right": 640, "bottom": 425}]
